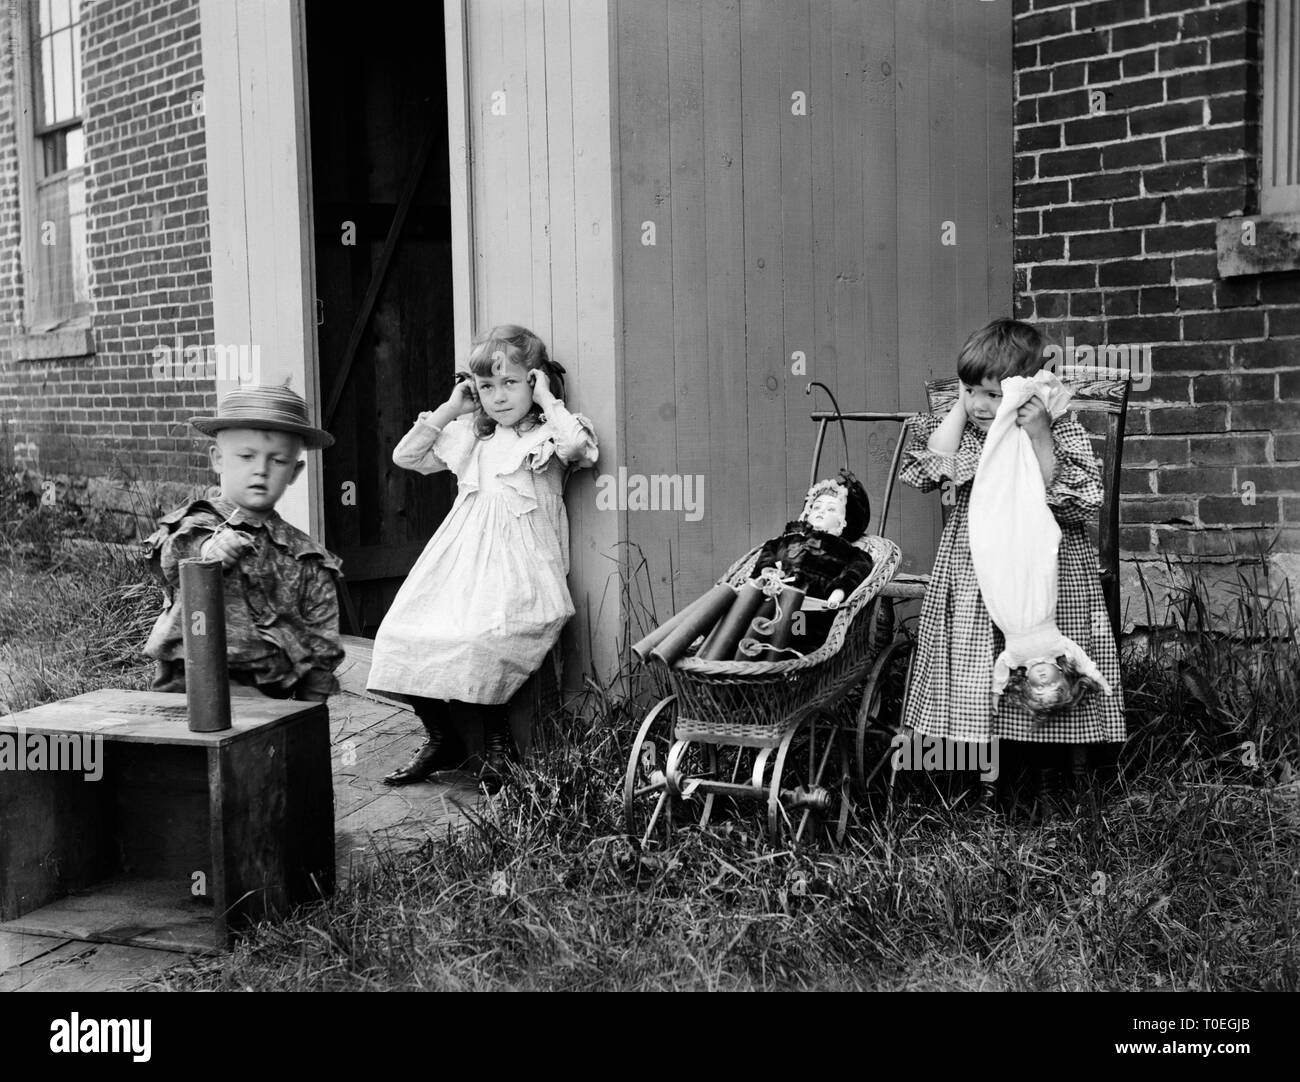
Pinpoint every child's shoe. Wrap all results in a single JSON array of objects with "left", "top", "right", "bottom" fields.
[
  {"left": 383, "top": 717, "right": 453, "bottom": 786},
  {"left": 480, "top": 715, "right": 515, "bottom": 794}
]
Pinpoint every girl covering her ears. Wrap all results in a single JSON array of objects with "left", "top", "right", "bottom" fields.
[
  {"left": 898, "top": 319, "right": 1124, "bottom": 782},
  {"left": 367, "top": 324, "right": 598, "bottom": 787}
]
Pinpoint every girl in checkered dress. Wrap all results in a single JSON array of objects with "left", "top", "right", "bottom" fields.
[{"left": 898, "top": 320, "right": 1125, "bottom": 761}]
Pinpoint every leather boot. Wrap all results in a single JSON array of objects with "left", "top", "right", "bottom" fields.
[
  {"left": 480, "top": 710, "right": 514, "bottom": 793},
  {"left": 383, "top": 712, "right": 450, "bottom": 786}
]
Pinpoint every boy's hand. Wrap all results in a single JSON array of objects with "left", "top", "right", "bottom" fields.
[
  {"left": 528, "top": 368, "right": 556, "bottom": 407},
  {"left": 201, "top": 528, "right": 254, "bottom": 568},
  {"left": 952, "top": 384, "right": 971, "bottom": 417},
  {"left": 1016, "top": 397, "right": 1052, "bottom": 441}
]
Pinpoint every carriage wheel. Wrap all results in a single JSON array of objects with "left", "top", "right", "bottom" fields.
[
  {"left": 623, "top": 696, "right": 719, "bottom": 850},
  {"left": 766, "top": 711, "right": 852, "bottom": 848},
  {"left": 855, "top": 639, "right": 914, "bottom": 789}
]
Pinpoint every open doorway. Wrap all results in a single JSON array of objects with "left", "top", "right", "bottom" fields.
[{"left": 305, "top": 3, "right": 455, "bottom": 635}]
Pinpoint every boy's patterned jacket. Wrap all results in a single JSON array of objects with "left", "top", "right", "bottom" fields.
[{"left": 142, "top": 495, "right": 345, "bottom": 699}]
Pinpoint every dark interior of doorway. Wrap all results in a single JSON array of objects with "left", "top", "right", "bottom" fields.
[{"left": 306, "top": 2, "right": 455, "bottom": 636}]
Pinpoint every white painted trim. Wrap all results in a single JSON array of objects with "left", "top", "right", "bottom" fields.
[
  {"left": 198, "top": 0, "right": 320, "bottom": 536},
  {"left": 445, "top": 0, "right": 475, "bottom": 362}
]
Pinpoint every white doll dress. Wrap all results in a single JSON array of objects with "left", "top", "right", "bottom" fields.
[{"left": 366, "top": 403, "right": 597, "bottom": 704}]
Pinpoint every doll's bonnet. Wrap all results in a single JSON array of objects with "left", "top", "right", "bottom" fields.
[{"left": 800, "top": 469, "right": 871, "bottom": 543}]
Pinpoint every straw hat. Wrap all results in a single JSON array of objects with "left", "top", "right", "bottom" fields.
[{"left": 190, "top": 385, "right": 334, "bottom": 449}]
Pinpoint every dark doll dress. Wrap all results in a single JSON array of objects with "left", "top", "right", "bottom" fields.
[{"left": 897, "top": 411, "right": 1125, "bottom": 743}]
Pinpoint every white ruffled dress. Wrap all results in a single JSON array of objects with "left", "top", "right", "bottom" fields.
[{"left": 366, "top": 403, "right": 598, "bottom": 704}]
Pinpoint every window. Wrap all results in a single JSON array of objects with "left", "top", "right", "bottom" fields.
[
  {"left": 15, "top": 0, "right": 89, "bottom": 334},
  {"left": 1263, "top": 0, "right": 1300, "bottom": 215}
]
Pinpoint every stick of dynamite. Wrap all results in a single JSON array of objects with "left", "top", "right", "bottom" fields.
[
  {"left": 631, "top": 582, "right": 736, "bottom": 662},
  {"left": 179, "top": 557, "right": 232, "bottom": 732}
]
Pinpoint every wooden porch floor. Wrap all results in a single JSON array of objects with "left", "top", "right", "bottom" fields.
[{"left": 0, "top": 635, "right": 480, "bottom": 991}]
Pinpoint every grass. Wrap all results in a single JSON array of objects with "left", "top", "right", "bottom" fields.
[
  {"left": 145, "top": 553, "right": 1298, "bottom": 993},
  {"left": 0, "top": 477, "right": 158, "bottom": 713},
  {"left": 1, "top": 498, "right": 1295, "bottom": 992}
]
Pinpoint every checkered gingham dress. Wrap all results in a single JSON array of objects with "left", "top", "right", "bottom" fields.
[{"left": 899, "top": 411, "right": 1126, "bottom": 744}]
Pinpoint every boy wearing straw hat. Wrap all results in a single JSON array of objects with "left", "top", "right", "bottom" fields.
[{"left": 143, "top": 385, "right": 345, "bottom": 702}]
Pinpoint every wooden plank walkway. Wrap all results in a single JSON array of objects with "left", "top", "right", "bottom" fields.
[{"left": 0, "top": 635, "right": 480, "bottom": 990}]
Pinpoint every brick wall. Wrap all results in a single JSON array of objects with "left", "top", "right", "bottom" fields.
[
  {"left": 0, "top": 0, "right": 216, "bottom": 530},
  {"left": 1013, "top": 0, "right": 1300, "bottom": 587}
]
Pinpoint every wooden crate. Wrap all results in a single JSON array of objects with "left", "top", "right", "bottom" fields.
[{"left": 0, "top": 689, "right": 333, "bottom": 954}]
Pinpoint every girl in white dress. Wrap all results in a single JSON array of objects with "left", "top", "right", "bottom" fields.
[{"left": 368, "top": 325, "right": 598, "bottom": 786}]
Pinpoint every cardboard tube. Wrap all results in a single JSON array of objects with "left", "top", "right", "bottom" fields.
[
  {"left": 650, "top": 583, "right": 738, "bottom": 667},
  {"left": 631, "top": 585, "right": 728, "bottom": 662},
  {"left": 699, "top": 581, "right": 767, "bottom": 660},
  {"left": 767, "top": 586, "right": 807, "bottom": 650},
  {"left": 736, "top": 587, "right": 806, "bottom": 658},
  {"left": 180, "top": 557, "right": 232, "bottom": 733}
]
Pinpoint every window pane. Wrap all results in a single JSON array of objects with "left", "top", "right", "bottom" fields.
[
  {"left": 70, "top": 0, "right": 80, "bottom": 24},
  {"left": 38, "top": 0, "right": 52, "bottom": 37},
  {"left": 65, "top": 125, "right": 83, "bottom": 169},
  {"left": 50, "top": 0, "right": 70, "bottom": 32},
  {"left": 32, "top": 168, "right": 88, "bottom": 324},
  {"left": 39, "top": 34, "right": 55, "bottom": 127},
  {"left": 42, "top": 131, "right": 65, "bottom": 175},
  {"left": 68, "top": 171, "right": 88, "bottom": 310},
  {"left": 51, "top": 28, "right": 74, "bottom": 124},
  {"left": 70, "top": 22, "right": 80, "bottom": 116},
  {"left": 34, "top": 172, "right": 70, "bottom": 323}
]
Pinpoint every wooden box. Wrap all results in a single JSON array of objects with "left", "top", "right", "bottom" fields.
[{"left": 0, "top": 689, "right": 334, "bottom": 953}]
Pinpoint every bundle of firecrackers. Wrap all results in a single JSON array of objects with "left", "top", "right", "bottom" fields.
[{"left": 632, "top": 471, "right": 875, "bottom": 667}]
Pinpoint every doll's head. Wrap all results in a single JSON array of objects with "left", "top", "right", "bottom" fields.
[
  {"left": 799, "top": 469, "right": 870, "bottom": 542},
  {"left": 956, "top": 319, "right": 1046, "bottom": 432},
  {"left": 466, "top": 324, "right": 567, "bottom": 438},
  {"left": 1004, "top": 655, "right": 1101, "bottom": 719}
]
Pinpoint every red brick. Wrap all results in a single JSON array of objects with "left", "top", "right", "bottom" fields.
[
  {"left": 1274, "top": 434, "right": 1300, "bottom": 461},
  {"left": 1193, "top": 373, "right": 1276, "bottom": 402},
  {"left": 1042, "top": 203, "right": 1113, "bottom": 232},
  {"left": 1144, "top": 162, "right": 1205, "bottom": 193},
  {"left": 1105, "top": 76, "right": 1165, "bottom": 111},
  {"left": 1238, "top": 466, "right": 1300, "bottom": 493},
  {"left": 1112, "top": 197, "right": 1165, "bottom": 227},
  {"left": 1100, "top": 138, "right": 1164, "bottom": 172},
  {"left": 1234, "top": 340, "right": 1298, "bottom": 368},
  {"left": 1144, "top": 222, "right": 1219, "bottom": 253},
  {"left": 1018, "top": 123, "right": 1062, "bottom": 152},
  {"left": 1130, "top": 102, "right": 1204, "bottom": 137},
  {"left": 1123, "top": 436, "right": 1190, "bottom": 467},
  {"left": 1099, "top": 259, "right": 1172, "bottom": 287},
  {"left": 1015, "top": 180, "right": 1071, "bottom": 208},
  {"left": 1071, "top": 291, "right": 1104, "bottom": 317},
  {"left": 1121, "top": 498, "right": 1196, "bottom": 526},
  {"left": 1146, "top": 404, "right": 1229, "bottom": 434},
  {"left": 1123, "top": 49, "right": 1158, "bottom": 78},
  {"left": 1232, "top": 403, "right": 1300, "bottom": 431},
  {"left": 1270, "top": 309, "right": 1300, "bottom": 336},
  {"left": 1031, "top": 263, "right": 1098, "bottom": 290},
  {"left": 1167, "top": 127, "right": 1250, "bottom": 161},
  {"left": 1157, "top": 41, "right": 1208, "bottom": 71},
  {"left": 1187, "top": 433, "right": 1274, "bottom": 465},
  {"left": 1185, "top": 310, "right": 1267, "bottom": 340},
  {"left": 1155, "top": 467, "right": 1237, "bottom": 495},
  {"left": 1039, "top": 146, "right": 1103, "bottom": 177},
  {"left": 1071, "top": 228, "right": 1140, "bottom": 259},
  {"left": 1071, "top": 172, "right": 1142, "bottom": 202}
]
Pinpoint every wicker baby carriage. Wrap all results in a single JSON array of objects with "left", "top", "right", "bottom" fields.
[{"left": 624, "top": 386, "right": 901, "bottom": 850}]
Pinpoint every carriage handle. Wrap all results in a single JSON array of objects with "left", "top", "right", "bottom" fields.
[{"left": 806, "top": 381, "right": 914, "bottom": 544}]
